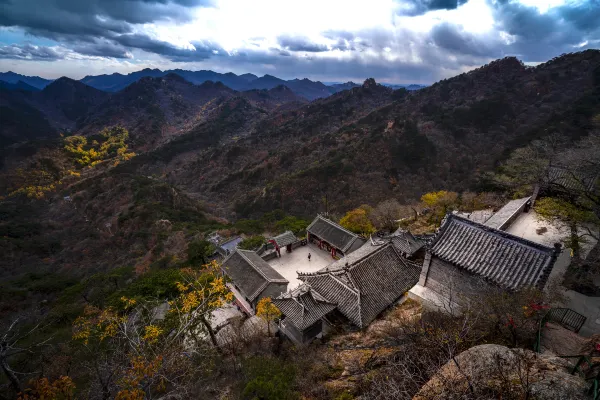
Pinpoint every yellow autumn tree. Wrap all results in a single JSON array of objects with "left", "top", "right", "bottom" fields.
[
  {"left": 339, "top": 208, "right": 376, "bottom": 235},
  {"left": 17, "top": 376, "right": 75, "bottom": 400},
  {"left": 168, "top": 260, "right": 233, "bottom": 349},
  {"left": 420, "top": 190, "right": 459, "bottom": 222},
  {"left": 64, "top": 126, "right": 135, "bottom": 168},
  {"left": 71, "top": 262, "right": 232, "bottom": 398},
  {"left": 256, "top": 297, "right": 282, "bottom": 337}
]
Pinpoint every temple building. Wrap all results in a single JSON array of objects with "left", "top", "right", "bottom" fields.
[
  {"left": 306, "top": 215, "right": 366, "bottom": 258},
  {"left": 273, "top": 284, "right": 337, "bottom": 345},
  {"left": 482, "top": 196, "right": 532, "bottom": 231},
  {"left": 275, "top": 241, "right": 421, "bottom": 344},
  {"left": 389, "top": 229, "right": 427, "bottom": 260},
  {"left": 221, "top": 248, "right": 289, "bottom": 314},
  {"left": 410, "top": 213, "right": 560, "bottom": 308},
  {"left": 268, "top": 230, "right": 299, "bottom": 257}
]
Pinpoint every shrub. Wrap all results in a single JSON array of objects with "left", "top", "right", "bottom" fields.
[
  {"left": 242, "top": 356, "right": 298, "bottom": 400},
  {"left": 238, "top": 235, "right": 266, "bottom": 251},
  {"left": 274, "top": 216, "right": 310, "bottom": 235},
  {"left": 235, "top": 219, "right": 264, "bottom": 235},
  {"left": 187, "top": 239, "right": 215, "bottom": 265}
]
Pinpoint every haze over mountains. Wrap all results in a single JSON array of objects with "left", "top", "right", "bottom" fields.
[
  {"left": 2, "top": 50, "right": 599, "bottom": 216},
  {"left": 0, "top": 69, "right": 427, "bottom": 101}
]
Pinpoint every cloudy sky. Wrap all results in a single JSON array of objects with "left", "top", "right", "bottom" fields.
[{"left": 0, "top": 0, "right": 598, "bottom": 84}]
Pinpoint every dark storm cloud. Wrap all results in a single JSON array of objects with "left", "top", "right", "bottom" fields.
[
  {"left": 488, "top": 0, "right": 600, "bottom": 61},
  {"left": 331, "top": 39, "right": 353, "bottom": 51},
  {"left": 395, "top": 0, "right": 467, "bottom": 16},
  {"left": 323, "top": 30, "right": 356, "bottom": 41},
  {"left": 558, "top": 1, "right": 600, "bottom": 31},
  {"left": 269, "top": 47, "right": 292, "bottom": 56},
  {"left": 71, "top": 41, "right": 133, "bottom": 59},
  {"left": 0, "top": 43, "right": 65, "bottom": 61},
  {"left": 0, "top": 0, "right": 213, "bottom": 59},
  {"left": 430, "top": 23, "right": 500, "bottom": 57},
  {"left": 114, "top": 34, "right": 221, "bottom": 61},
  {"left": 278, "top": 36, "right": 329, "bottom": 52}
]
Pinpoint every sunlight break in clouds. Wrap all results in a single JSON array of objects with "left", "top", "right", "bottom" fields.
[{"left": 0, "top": 0, "right": 598, "bottom": 83}]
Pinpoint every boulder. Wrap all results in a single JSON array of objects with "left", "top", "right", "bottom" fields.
[{"left": 414, "top": 344, "right": 589, "bottom": 399}]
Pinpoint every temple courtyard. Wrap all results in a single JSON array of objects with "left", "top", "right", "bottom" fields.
[{"left": 267, "top": 242, "right": 332, "bottom": 290}]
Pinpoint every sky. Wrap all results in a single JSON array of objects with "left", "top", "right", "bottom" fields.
[{"left": 0, "top": 0, "right": 599, "bottom": 84}]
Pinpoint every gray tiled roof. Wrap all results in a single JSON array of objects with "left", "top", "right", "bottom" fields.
[
  {"left": 391, "top": 230, "right": 425, "bottom": 257},
  {"left": 298, "top": 243, "right": 420, "bottom": 327},
  {"left": 273, "top": 284, "right": 337, "bottom": 330},
  {"left": 545, "top": 165, "right": 597, "bottom": 192},
  {"left": 307, "top": 215, "right": 365, "bottom": 253},
  {"left": 484, "top": 197, "right": 531, "bottom": 230},
  {"left": 319, "top": 241, "right": 384, "bottom": 272},
  {"left": 222, "top": 249, "right": 289, "bottom": 301},
  {"left": 217, "top": 236, "right": 243, "bottom": 255},
  {"left": 431, "top": 214, "right": 557, "bottom": 290},
  {"left": 271, "top": 231, "right": 298, "bottom": 248}
]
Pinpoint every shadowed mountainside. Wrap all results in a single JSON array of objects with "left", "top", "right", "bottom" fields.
[
  {"left": 113, "top": 50, "right": 600, "bottom": 219},
  {"left": 2, "top": 50, "right": 600, "bottom": 276}
]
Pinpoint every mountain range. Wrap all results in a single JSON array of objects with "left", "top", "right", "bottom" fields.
[
  {"left": 0, "top": 69, "right": 426, "bottom": 100},
  {"left": 0, "top": 71, "right": 53, "bottom": 89},
  {"left": 1, "top": 49, "right": 599, "bottom": 275}
]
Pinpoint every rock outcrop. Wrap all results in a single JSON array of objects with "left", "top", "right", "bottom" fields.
[{"left": 414, "top": 344, "right": 590, "bottom": 400}]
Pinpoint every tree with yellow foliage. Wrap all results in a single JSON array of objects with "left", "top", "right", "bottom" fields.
[
  {"left": 167, "top": 260, "right": 233, "bottom": 349},
  {"left": 339, "top": 207, "right": 376, "bottom": 235},
  {"left": 17, "top": 376, "right": 76, "bottom": 400},
  {"left": 71, "top": 261, "right": 232, "bottom": 398},
  {"left": 256, "top": 297, "right": 282, "bottom": 337},
  {"left": 64, "top": 126, "right": 135, "bottom": 168},
  {"left": 420, "top": 190, "right": 459, "bottom": 222}
]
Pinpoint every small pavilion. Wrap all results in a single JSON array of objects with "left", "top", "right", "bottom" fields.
[
  {"left": 306, "top": 215, "right": 365, "bottom": 258},
  {"left": 268, "top": 231, "right": 299, "bottom": 257}
]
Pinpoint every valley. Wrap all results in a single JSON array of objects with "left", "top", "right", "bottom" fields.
[{"left": 1, "top": 49, "right": 600, "bottom": 399}]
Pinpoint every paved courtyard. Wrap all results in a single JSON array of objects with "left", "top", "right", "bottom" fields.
[
  {"left": 507, "top": 210, "right": 600, "bottom": 337},
  {"left": 506, "top": 210, "right": 597, "bottom": 257},
  {"left": 267, "top": 243, "right": 333, "bottom": 290}
]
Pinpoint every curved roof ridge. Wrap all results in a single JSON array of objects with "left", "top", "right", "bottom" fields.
[
  {"left": 248, "top": 281, "right": 270, "bottom": 301},
  {"left": 346, "top": 242, "right": 395, "bottom": 271},
  {"left": 313, "top": 214, "right": 358, "bottom": 237},
  {"left": 237, "top": 249, "right": 289, "bottom": 283},
  {"left": 441, "top": 213, "right": 555, "bottom": 253}
]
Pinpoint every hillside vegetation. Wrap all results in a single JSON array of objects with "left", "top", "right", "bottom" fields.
[{"left": 1, "top": 50, "right": 600, "bottom": 399}]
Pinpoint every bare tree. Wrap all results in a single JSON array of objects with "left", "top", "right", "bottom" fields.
[
  {"left": 371, "top": 199, "right": 415, "bottom": 232},
  {"left": 0, "top": 318, "right": 53, "bottom": 396}
]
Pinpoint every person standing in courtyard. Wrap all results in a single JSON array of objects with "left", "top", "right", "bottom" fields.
[{"left": 308, "top": 252, "right": 311, "bottom": 261}]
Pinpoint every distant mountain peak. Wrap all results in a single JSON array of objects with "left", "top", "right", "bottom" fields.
[
  {"left": 270, "top": 85, "right": 292, "bottom": 92},
  {"left": 163, "top": 73, "right": 188, "bottom": 83},
  {"left": 362, "top": 78, "right": 377, "bottom": 88},
  {"left": 42, "top": 77, "right": 103, "bottom": 95},
  {"left": 198, "top": 80, "right": 229, "bottom": 90}
]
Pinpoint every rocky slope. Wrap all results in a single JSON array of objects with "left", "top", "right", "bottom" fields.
[
  {"left": 0, "top": 77, "right": 110, "bottom": 145},
  {"left": 415, "top": 344, "right": 590, "bottom": 399},
  {"left": 121, "top": 50, "right": 600, "bottom": 219},
  {"left": 2, "top": 50, "right": 600, "bottom": 279}
]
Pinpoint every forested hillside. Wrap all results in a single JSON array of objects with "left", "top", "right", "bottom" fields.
[{"left": 1, "top": 50, "right": 600, "bottom": 399}]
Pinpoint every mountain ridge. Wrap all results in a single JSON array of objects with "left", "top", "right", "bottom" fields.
[
  {"left": 1, "top": 50, "right": 600, "bottom": 282},
  {"left": 0, "top": 71, "right": 53, "bottom": 89}
]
